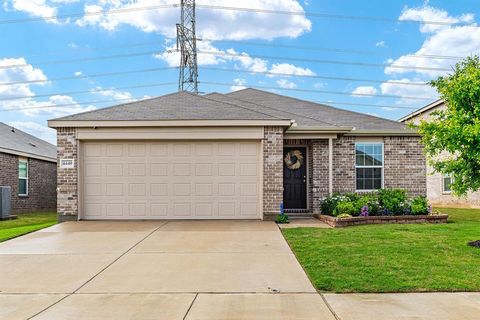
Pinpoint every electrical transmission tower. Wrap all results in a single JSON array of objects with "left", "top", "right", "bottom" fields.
[{"left": 176, "top": 0, "right": 198, "bottom": 93}]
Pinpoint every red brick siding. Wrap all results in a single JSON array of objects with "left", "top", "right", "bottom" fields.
[{"left": 0, "top": 151, "right": 56, "bottom": 213}]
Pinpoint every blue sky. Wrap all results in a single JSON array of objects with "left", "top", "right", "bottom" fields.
[{"left": 1, "top": 0, "right": 479, "bottom": 144}]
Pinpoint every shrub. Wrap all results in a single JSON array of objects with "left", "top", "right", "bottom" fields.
[
  {"left": 337, "top": 213, "right": 352, "bottom": 219},
  {"left": 378, "top": 189, "right": 407, "bottom": 215},
  {"left": 354, "top": 194, "right": 380, "bottom": 216},
  {"left": 276, "top": 214, "right": 289, "bottom": 224},
  {"left": 410, "top": 196, "right": 429, "bottom": 215},
  {"left": 320, "top": 193, "right": 341, "bottom": 215},
  {"left": 333, "top": 201, "right": 356, "bottom": 216}
]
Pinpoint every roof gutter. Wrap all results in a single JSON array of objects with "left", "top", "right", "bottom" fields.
[
  {"left": 48, "top": 119, "right": 293, "bottom": 128},
  {"left": 0, "top": 147, "right": 57, "bottom": 163},
  {"left": 345, "top": 129, "right": 420, "bottom": 136}
]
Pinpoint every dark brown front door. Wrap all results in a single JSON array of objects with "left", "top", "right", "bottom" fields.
[{"left": 283, "top": 147, "right": 307, "bottom": 209}]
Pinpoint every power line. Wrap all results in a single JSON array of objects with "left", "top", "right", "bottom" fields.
[
  {"left": 0, "top": 65, "right": 428, "bottom": 88},
  {"left": 200, "top": 81, "right": 434, "bottom": 101},
  {"left": 0, "top": 97, "right": 138, "bottom": 113},
  {"left": 0, "top": 78, "right": 432, "bottom": 102},
  {"left": 0, "top": 3, "right": 179, "bottom": 25},
  {"left": 0, "top": 47, "right": 453, "bottom": 74},
  {"left": 0, "top": 82, "right": 177, "bottom": 101},
  {"left": 200, "top": 39, "right": 469, "bottom": 61},
  {"left": 0, "top": 91, "right": 419, "bottom": 113},
  {"left": 0, "top": 50, "right": 177, "bottom": 70},
  {"left": 196, "top": 50, "right": 452, "bottom": 72},
  {"left": 201, "top": 67, "right": 429, "bottom": 86},
  {"left": 195, "top": 4, "right": 478, "bottom": 27},
  {"left": 1, "top": 2, "right": 476, "bottom": 28},
  {"left": 0, "top": 67, "right": 178, "bottom": 86}
]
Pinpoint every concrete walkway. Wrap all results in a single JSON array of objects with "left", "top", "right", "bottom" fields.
[
  {"left": 0, "top": 220, "right": 335, "bottom": 320},
  {"left": 1, "top": 221, "right": 479, "bottom": 319}
]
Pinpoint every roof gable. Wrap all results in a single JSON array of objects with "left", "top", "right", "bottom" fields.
[{"left": 0, "top": 122, "right": 56, "bottom": 161}]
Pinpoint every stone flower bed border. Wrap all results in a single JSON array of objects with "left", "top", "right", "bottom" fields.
[{"left": 316, "top": 214, "right": 448, "bottom": 228}]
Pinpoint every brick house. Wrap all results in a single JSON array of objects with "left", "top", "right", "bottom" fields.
[
  {"left": 48, "top": 89, "right": 426, "bottom": 222},
  {"left": 400, "top": 99, "right": 480, "bottom": 208},
  {"left": 0, "top": 122, "right": 57, "bottom": 213}
]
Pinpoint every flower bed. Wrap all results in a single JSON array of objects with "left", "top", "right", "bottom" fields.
[
  {"left": 318, "top": 189, "right": 447, "bottom": 227},
  {"left": 317, "top": 213, "right": 448, "bottom": 228}
]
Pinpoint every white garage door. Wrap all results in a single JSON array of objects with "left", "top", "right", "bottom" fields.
[{"left": 81, "top": 141, "right": 262, "bottom": 220}]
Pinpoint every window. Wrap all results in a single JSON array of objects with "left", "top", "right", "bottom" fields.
[
  {"left": 443, "top": 174, "right": 452, "bottom": 193},
  {"left": 355, "top": 143, "right": 383, "bottom": 191},
  {"left": 18, "top": 159, "right": 28, "bottom": 196}
]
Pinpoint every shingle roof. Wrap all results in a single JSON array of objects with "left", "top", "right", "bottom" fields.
[
  {"left": 54, "top": 91, "right": 286, "bottom": 121},
  {"left": 227, "top": 88, "right": 408, "bottom": 131},
  {"left": 204, "top": 92, "right": 342, "bottom": 129},
  {"left": 0, "top": 122, "right": 56, "bottom": 161},
  {"left": 51, "top": 88, "right": 410, "bottom": 132}
]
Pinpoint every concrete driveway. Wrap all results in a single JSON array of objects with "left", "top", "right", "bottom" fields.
[{"left": 0, "top": 220, "right": 335, "bottom": 320}]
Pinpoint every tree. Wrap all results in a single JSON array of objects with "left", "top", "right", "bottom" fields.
[{"left": 415, "top": 56, "right": 480, "bottom": 196}]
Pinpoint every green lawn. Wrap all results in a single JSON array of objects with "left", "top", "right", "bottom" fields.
[
  {"left": 0, "top": 211, "right": 57, "bottom": 242},
  {"left": 282, "top": 208, "right": 480, "bottom": 293}
]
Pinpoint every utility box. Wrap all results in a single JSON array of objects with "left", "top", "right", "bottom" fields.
[{"left": 0, "top": 186, "right": 13, "bottom": 220}]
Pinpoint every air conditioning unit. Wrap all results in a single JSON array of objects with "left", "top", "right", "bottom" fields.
[{"left": 0, "top": 186, "right": 16, "bottom": 220}]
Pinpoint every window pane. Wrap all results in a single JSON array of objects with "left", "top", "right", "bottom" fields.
[
  {"left": 357, "top": 168, "right": 365, "bottom": 179},
  {"left": 374, "top": 178, "right": 382, "bottom": 189},
  {"left": 365, "top": 168, "right": 374, "bottom": 179},
  {"left": 365, "top": 155, "right": 374, "bottom": 166},
  {"left": 374, "top": 144, "right": 383, "bottom": 156},
  {"left": 356, "top": 144, "right": 365, "bottom": 155},
  {"left": 443, "top": 175, "right": 452, "bottom": 192},
  {"left": 356, "top": 155, "right": 364, "bottom": 166},
  {"left": 356, "top": 178, "right": 363, "bottom": 190},
  {"left": 373, "top": 168, "right": 382, "bottom": 179},
  {"left": 373, "top": 154, "right": 383, "bottom": 165},
  {"left": 364, "top": 179, "right": 373, "bottom": 190},
  {"left": 365, "top": 145, "right": 374, "bottom": 156},
  {"left": 19, "top": 162, "right": 27, "bottom": 178},
  {"left": 19, "top": 179, "right": 27, "bottom": 195}
]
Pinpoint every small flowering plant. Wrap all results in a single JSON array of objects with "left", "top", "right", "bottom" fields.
[{"left": 360, "top": 206, "right": 369, "bottom": 217}]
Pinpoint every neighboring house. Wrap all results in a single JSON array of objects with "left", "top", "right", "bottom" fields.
[
  {"left": 400, "top": 99, "right": 480, "bottom": 208},
  {"left": 0, "top": 122, "right": 57, "bottom": 213},
  {"left": 48, "top": 89, "right": 426, "bottom": 221}
]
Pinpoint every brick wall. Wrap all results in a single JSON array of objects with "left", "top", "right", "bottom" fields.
[
  {"left": 333, "top": 136, "right": 356, "bottom": 193},
  {"left": 263, "top": 126, "right": 284, "bottom": 218},
  {"left": 56, "top": 128, "right": 78, "bottom": 221},
  {"left": 311, "top": 140, "right": 329, "bottom": 213},
  {"left": 0, "top": 152, "right": 56, "bottom": 213},
  {"left": 384, "top": 136, "right": 426, "bottom": 196}
]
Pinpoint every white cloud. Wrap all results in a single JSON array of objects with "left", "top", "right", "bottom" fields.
[
  {"left": 8, "top": 121, "right": 57, "bottom": 145},
  {"left": 276, "top": 79, "right": 297, "bottom": 89},
  {"left": 380, "top": 79, "right": 438, "bottom": 105},
  {"left": 0, "top": 57, "right": 95, "bottom": 116},
  {"left": 314, "top": 82, "right": 326, "bottom": 89},
  {"left": 268, "top": 63, "right": 315, "bottom": 77},
  {"left": 375, "top": 41, "right": 386, "bottom": 47},
  {"left": 76, "top": 0, "right": 311, "bottom": 41},
  {"left": 399, "top": 5, "right": 474, "bottom": 34},
  {"left": 74, "top": 71, "right": 82, "bottom": 76},
  {"left": 90, "top": 86, "right": 135, "bottom": 101},
  {"left": 352, "top": 86, "right": 378, "bottom": 97},
  {"left": 4, "top": 0, "right": 58, "bottom": 23},
  {"left": 230, "top": 78, "right": 247, "bottom": 91},
  {"left": 386, "top": 5, "right": 480, "bottom": 77}
]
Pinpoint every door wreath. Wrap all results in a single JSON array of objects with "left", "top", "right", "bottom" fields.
[{"left": 284, "top": 150, "right": 304, "bottom": 170}]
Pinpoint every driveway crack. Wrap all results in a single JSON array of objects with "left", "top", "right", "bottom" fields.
[
  {"left": 183, "top": 293, "right": 198, "bottom": 320},
  {"left": 72, "top": 222, "right": 168, "bottom": 294}
]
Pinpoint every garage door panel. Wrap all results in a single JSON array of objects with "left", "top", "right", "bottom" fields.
[{"left": 82, "top": 141, "right": 261, "bottom": 220}]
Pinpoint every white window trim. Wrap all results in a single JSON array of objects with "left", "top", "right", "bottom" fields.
[
  {"left": 355, "top": 142, "right": 384, "bottom": 192},
  {"left": 442, "top": 174, "right": 452, "bottom": 194},
  {"left": 19, "top": 158, "right": 28, "bottom": 196}
]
